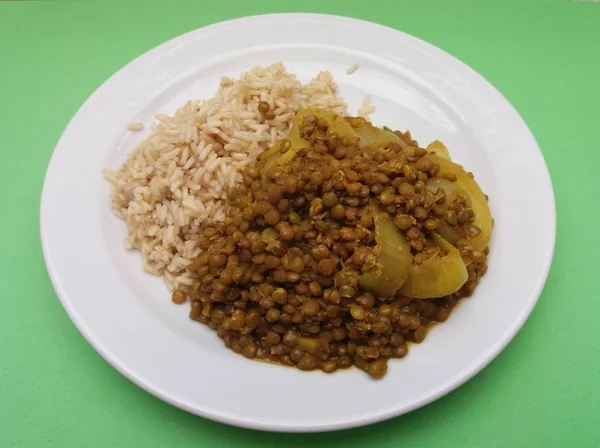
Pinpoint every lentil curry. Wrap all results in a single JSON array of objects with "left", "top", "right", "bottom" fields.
[{"left": 174, "top": 109, "right": 492, "bottom": 378}]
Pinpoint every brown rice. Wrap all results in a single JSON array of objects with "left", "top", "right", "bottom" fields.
[
  {"left": 127, "top": 122, "right": 144, "bottom": 131},
  {"left": 346, "top": 63, "right": 359, "bottom": 74},
  {"left": 103, "top": 63, "right": 347, "bottom": 290},
  {"left": 358, "top": 94, "right": 376, "bottom": 117}
]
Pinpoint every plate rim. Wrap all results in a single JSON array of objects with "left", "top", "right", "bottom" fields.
[{"left": 40, "top": 12, "right": 556, "bottom": 432}]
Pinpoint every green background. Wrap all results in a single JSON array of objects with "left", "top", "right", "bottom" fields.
[{"left": 1, "top": 0, "right": 599, "bottom": 446}]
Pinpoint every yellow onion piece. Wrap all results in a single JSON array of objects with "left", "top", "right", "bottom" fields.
[
  {"left": 426, "top": 140, "right": 451, "bottom": 160},
  {"left": 257, "top": 109, "right": 356, "bottom": 181},
  {"left": 426, "top": 177, "right": 468, "bottom": 244},
  {"left": 432, "top": 220, "right": 462, "bottom": 246},
  {"left": 398, "top": 233, "right": 468, "bottom": 299},
  {"left": 295, "top": 108, "right": 357, "bottom": 138},
  {"left": 349, "top": 119, "right": 406, "bottom": 150},
  {"left": 358, "top": 205, "right": 412, "bottom": 297},
  {"left": 257, "top": 136, "right": 309, "bottom": 181},
  {"left": 427, "top": 177, "right": 467, "bottom": 203},
  {"left": 422, "top": 154, "right": 493, "bottom": 246}
]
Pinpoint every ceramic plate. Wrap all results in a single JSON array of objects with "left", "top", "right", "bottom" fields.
[{"left": 41, "top": 13, "right": 555, "bottom": 432}]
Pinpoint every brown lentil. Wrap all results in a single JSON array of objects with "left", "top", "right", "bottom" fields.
[
  {"left": 171, "top": 289, "right": 187, "bottom": 304},
  {"left": 185, "top": 112, "right": 490, "bottom": 379},
  {"left": 258, "top": 101, "right": 270, "bottom": 114}
]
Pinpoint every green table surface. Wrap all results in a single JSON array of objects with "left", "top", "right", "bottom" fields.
[{"left": 1, "top": 0, "right": 600, "bottom": 446}]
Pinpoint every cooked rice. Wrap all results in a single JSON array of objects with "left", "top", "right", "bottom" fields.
[
  {"left": 127, "top": 122, "right": 144, "bottom": 131},
  {"left": 103, "top": 63, "right": 347, "bottom": 290},
  {"left": 358, "top": 94, "right": 376, "bottom": 117},
  {"left": 346, "top": 63, "right": 359, "bottom": 75}
]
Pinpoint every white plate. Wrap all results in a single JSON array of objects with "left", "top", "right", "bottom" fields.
[{"left": 41, "top": 13, "right": 555, "bottom": 432}]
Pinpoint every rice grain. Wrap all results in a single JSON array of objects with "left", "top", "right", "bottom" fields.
[
  {"left": 103, "top": 63, "right": 347, "bottom": 290},
  {"left": 127, "top": 122, "right": 144, "bottom": 131},
  {"left": 358, "top": 94, "right": 376, "bottom": 117},
  {"left": 346, "top": 63, "right": 359, "bottom": 74}
]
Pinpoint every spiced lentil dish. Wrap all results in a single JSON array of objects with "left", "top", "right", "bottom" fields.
[{"left": 105, "top": 65, "right": 492, "bottom": 379}]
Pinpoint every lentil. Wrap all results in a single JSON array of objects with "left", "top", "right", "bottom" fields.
[
  {"left": 171, "top": 289, "right": 187, "bottom": 304},
  {"left": 185, "top": 111, "right": 491, "bottom": 379}
]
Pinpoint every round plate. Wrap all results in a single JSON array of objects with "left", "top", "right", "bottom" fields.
[{"left": 41, "top": 13, "right": 555, "bottom": 432}]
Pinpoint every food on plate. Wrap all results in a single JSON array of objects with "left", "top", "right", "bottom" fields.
[
  {"left": 104, "top": 64, "right": 492, "bottom": 378},
  {"left": 127, "top": 122, "right": 144, "bottom": 131},
  {"left": 103, "top": 63, "right": 347, "bottom": 289},
  {"left": 346, "top": 63, "right": 359, "bottom": 75},
  {"left": 357, "top": 94, "right": 375, "bottom": 118},
  {"left": 182, "top": 109, "right": 492, "bottom": 378}
]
